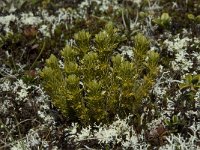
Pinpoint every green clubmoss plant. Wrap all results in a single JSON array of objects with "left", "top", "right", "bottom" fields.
[{"left": 40, "top": 22, "right": 160, "bottom": 126}]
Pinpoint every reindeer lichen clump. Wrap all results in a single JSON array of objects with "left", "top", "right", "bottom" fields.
[{"left": 40, "top": 23, "right": 159, "bottom": 125}]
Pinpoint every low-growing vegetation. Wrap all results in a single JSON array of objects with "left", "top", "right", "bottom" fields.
[{"left": 0, "top": 0, "right": 199, "bottom": 149}]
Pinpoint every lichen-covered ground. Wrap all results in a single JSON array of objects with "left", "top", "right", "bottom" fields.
[{"left": 0, "top": 0, "right": 200, "bottom": 149}]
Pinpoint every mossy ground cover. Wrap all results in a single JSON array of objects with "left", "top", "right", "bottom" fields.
[{"left": 0, "top": 0, "right": 200, "bottom": 149}]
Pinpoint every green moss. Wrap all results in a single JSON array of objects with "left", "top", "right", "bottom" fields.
[{"left": 40, "top": 23, "right": 160, "bottom": 126}]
